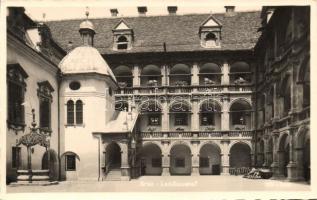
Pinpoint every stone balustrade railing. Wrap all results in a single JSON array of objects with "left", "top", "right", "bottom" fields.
[
  {"left": 139, "top": 130, "right": 253, "bottom": 140},
  {"left": 114, "top": 84, "right": 253, "bottom": 95}
]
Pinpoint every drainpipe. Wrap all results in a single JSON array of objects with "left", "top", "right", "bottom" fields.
[
  {"left": 254, "top": 54, "right": 258, "bottom": 168},
  {"left": 57, "top": 69, "right": 62, "bottom": 181}
]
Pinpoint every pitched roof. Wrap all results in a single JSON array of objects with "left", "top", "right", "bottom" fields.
[{"left": 46, "top": 11, "right": 262, "bottom": 54}]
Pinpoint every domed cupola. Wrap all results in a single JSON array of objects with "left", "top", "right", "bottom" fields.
[{"left": 59, "top": 9, "right": 116, "bottom": 82}]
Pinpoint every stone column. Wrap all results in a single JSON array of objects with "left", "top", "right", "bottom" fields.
[
  {"left": 162, "top": 100, "right": 170, "bottom": 131},
  {"left": 277, "top": 150, "right": 286, "bottom": 178},
  {"left": 221, "top": 96, "right": 230, "bottom": 131},
  {"left": 191, "top": 141, "right": 200, "bottom": 175},
  {"left": 191, "top": 100, "right": 199, "bottom": 131},
  {"left": 270, "top": 131, "right": 281, "bottom": 179},
  {"left": 287, "top": 128, "right": 297, "bottom": 181},
  {"left": 221, "top": 139, "right": 230, "bottom": 175},
  {"left": 161, "top": 141, "right": 170, "bottom": 176},
  {"left": 273, "top": 84, "right": 279, "bottom": 118},
  {"left": 161, "top": 65, "right": 167, "bottom": 86},
  {"left": 222, "top": 61, "right": 230, "bottom": 85},
  {"left": 191, "top": 62, "right": 199, "bottom": 86},
  {"left": 263, "top": 135, "right": 269, "bottom": 167},
  {"left": 120, "top": 141, "right": 131, "bottom": 181},
  {"left": 133, "top": 65, "right": 140, "bottom": 87}
]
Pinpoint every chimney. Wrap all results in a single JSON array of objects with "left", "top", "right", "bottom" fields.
[
  {"left": 137, "top": 6, "right": 147, "bottom": 16},
  {"left": 167, "top": 6, "right": 177, "bottom": 15},
  {"left": 225, "top": 6, "right": 235, "bottom": 16},
  {"left": 110, "top": 8, "right": 118, "bottom": 17}
]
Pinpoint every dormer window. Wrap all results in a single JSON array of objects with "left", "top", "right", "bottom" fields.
[
  {"left": 117, "top": 36, "right": 128, "bottom": 50},
  {"left": 199, "top": 15, "right": 222, "bottom": 48},
  {"left": 112, "top": 20, "right": 133, "bottom": 51}
]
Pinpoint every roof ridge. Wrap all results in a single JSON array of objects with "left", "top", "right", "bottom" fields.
[{"left": 46, "top": 10, "right": 261, "bottom": 23}]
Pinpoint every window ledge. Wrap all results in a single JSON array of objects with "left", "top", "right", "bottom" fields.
[
  {"left": 7, "top": 120, "right": 26, "bottom": 133},
  {"left": 65, "top": 124, "right": 85, "bottom": 128}
]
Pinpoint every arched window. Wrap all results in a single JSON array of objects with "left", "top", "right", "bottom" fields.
[
  {"left": 204, "top": 32, "right": 218, "bottom": 48},
  {"left": 76, "top": 100, "right": 83, "bottom": 125},
  {"left": 230, "top": 61, "right": 251, "bottom": 84},
  {"left": 67, "top": 100, "right": 74, "bottom": 125},
  {"left": 117, "top": 36, "right": 128, "bottom": 50}
]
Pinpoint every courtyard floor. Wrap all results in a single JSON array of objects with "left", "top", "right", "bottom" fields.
[{"left": 6, "top": 175, "right": 310, "bottom": 193}]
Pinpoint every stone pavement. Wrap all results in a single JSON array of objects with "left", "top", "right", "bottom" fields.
[{"left": 7, "top": 175, "right": 310, "bottom": 193}]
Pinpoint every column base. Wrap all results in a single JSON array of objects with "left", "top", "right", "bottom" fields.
[
  {"left": 121, "top": 167, "right": 131, "bottom": 181},
  {"left": 270, "top": 163, "right": 285, "bottom": 179},
  {"left": 161, "top": 167, "right": 170, "bottom": 176},
  {"left": 221, "top": 165, "right": 230, "bottom": 175},
  {"left": 287, "top": 162, "right": 298, "bottom": 182},
  {"left": 192, "top": 167, "right": 199, "bottom": 176}
]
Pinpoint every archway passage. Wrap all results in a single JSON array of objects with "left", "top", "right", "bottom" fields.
[
  {"left": 303, "top": 139, "right": 310, "bottom": 181},
  {"left": 42, "top": 149, "right": 58, "bottom": 181},
  {"left": 199, "top": 143, "right": 221, "bottom": 175},
  {"left": 229, "top": 142, "right": 251, "bottom": 175},
  {"left": 140, "top": 143, "right": 162, "bottom": 175},
  {"left": 106, "top": 143, "right": 122, "bottom": 170},
  {"left": 278, "top": 134, "right": 290, "bottom": 178},
  {"left": 170, "top": 144, "right": 191, "bottom": 175}
]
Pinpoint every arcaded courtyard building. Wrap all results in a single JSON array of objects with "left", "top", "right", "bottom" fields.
[{"left": 6, "top": 6, "right": 310, "bottom": 183}]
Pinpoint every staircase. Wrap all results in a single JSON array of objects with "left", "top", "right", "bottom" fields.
[{"left": 105, "top": 169, "right": 121, "bottom": 181}]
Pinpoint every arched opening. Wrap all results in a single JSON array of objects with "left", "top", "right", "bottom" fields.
[
  {"left": 229, "top": 61, "right": 251, "bottom": 84},
  {"left": 66, "top": 100, "right": 74, "bottom": 125},
  {"left": 115, "top": 100, "right": 129, "bottom": 111},
  {"left": 259, "top": 94, "right": 266, "bottom": 126},
  {"left": 199, "top": 100, "right": 221, "bottom": 131},
  {"left": 75, "top": 100, "right": 83, "bottom": 125},
  {"left": 295, "top": 128, "right": 310, "bottom": 182},
  {"left": 199, "top": 63, "right": 221, "bottom": 85},
  {"left": 117, "top": 35, "right": 128, "bottom": 50},
  {"left": 229, "top": 100, "right": 252, "bottom": 130},
  {"left": 278, "top": 134, "right": 290, "bottom": 177},
  {"left": 113, "top": 65, "right": 133, "bottom": 88},
  {"left": 205, "top": 32, "right": 217, "bottom": 47},
  {"left": 41, "top": 149, "right": 58, "bottom": 181},
  {"left": 280, "top": 75, "right": 291, "bottom": 117},
  {"left": 300, "top": 59, "right": 310, "bottom": 108},
  {"left": 268, "top": 87, "right": 274, "bottom": 119},
  {"left": 229, "top": 142, "right": 251, "bottom": 175},
  {"left": 140, "top": 65, "right": 162, "bottom": 86},
  {"left": 199, "top": 143, "right": 221, "bottom": 175},
  {"left": 169, "top": 64, "right": 191, "bottom": 86},
  {"left": 139, "top": 100, "right": 162, "bottom": 132},
  {"left": 61, "top": 151, "right": 80, "bottom": 181},
  {"left": 140, "top": 143, "right": 162, "bottom": 175},
  {"left": 267, "top": 137, "right": 273, "bottom": 167},
  {"left": 169, "top": 100, "right": 191, "bottom": 131},
  {"left": 106, "top": 143, "right": 122, "bottom": 170},
  {"left": 170, "top": 144, "right": 192, "bottom": 175}
]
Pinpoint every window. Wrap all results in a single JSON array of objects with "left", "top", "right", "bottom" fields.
[
  {"left": 205, "top": 32, "right": 217, "bottom": 47},
  {"left": 76, "top": 100, "right": 83, "bottom": 125},
  {"left": 200, "top": 157, "right": 209, "bottom": 167},
  {"left": 174, "top": 113, "right": 188, "bottom": 126},
  {"left": 175, "top": 158, "right": 185, "bottom": 167},
  {"left": 117, "top": 36, "right": 128, "bottom": 50},
  {"left": 67, "top": 100, "right": 74, "bottom": 124},
  {"left": 12, "top": 147, "right": 21, "bottom": 168},
  {"left": 149, "top": 114, "right": 160, "bottom": 126},
  {"left": 151, "top": 158, "right": 162, "bottom": 168},
  {"left": 201, "top": 113, "right": 214, "bottom": 126},
  {"left": 38, "top": 81, "right": 54, "bottom": 131},
  {"left": 69, "top": 81, "right": 81, "bottom": 90},
  {"left": 232, "top": 112, "right": 245, "bottom": 125},
  {"left": 7, "top": 64, "right": 28, "bottom": 128},
  {"left": 66, "top": 155, "right": 76, "bottom": 171}
]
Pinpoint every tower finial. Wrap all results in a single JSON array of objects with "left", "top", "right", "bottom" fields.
[
  {"left": 85, "top": 6, "right": 90, "bottom": 19},
  {"left": 42, "top": 13, "right": 46, "bottom": 22}
]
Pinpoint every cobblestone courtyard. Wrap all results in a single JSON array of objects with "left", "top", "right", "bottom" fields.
[{"left": 7, "top": 176, "right": 310, "bottom": 193}]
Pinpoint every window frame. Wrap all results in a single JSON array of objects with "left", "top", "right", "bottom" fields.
[
  {"left": 66, "top": 154, "right": 76, "bottom": 171},
  {"left": 174, "top": 113, "right": 188, "bottom": 126},
  {"left": 75, "top": 100, "right": 83, "bottom": 125},
  {"left": 148, "top": 114, "right": 161, "bottom": 126},
  {"left": 37, "top": 81, "right": 54, "bottom": 132}
]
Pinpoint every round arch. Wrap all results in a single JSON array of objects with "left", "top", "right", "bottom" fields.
[
  {"left": 230, "top": 61, "right": 250, "bottom": 73},
  {"left": 199, "top": 63, "right": 221, "bottom": 73},
  {"left": 42, "top": 149, "right": 58, "bottom": 181},
  {"left": 140, "top": 142, "right": 163, "bottom": 175},
  {"left": 169, "top": 100, "right": 191, "bottom": 112},
  {"left": 113, "top": 65, "right": 132, "bottom": 76},
  {"left": 139, "top": 99, "right": 163, "bottom": 112},
  {"left": 105, "top": 142, "right": 122, "bottom": 169},
  {"left": 199, "top": 142, "right": 222, "bottom": 175},
  {"left": 295, "top": 125, "right": 310, "bottom": 181},
  {"left": 199, "top": 99, "right": 222, "bottom": 112},
  {"left": 115, "top": 100, "right": 129, "bottom": 111},
  {"left": 169, "top": 142, "right": 192, "bottom": 175},
  {"left": 229, "top": 99, "right": 252, "bottom": 130},
  {"left": 170, "top": 64, "right": 191, "bottom": 74},
  {"left": 277, "top": 132, "right": 290, "bottom": 177},
  {"left": 229, "top": 141, "right": 252, "bottom": 170},
  {"left": 141, "top": 64, "right": 161, "bottom": 75}
]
